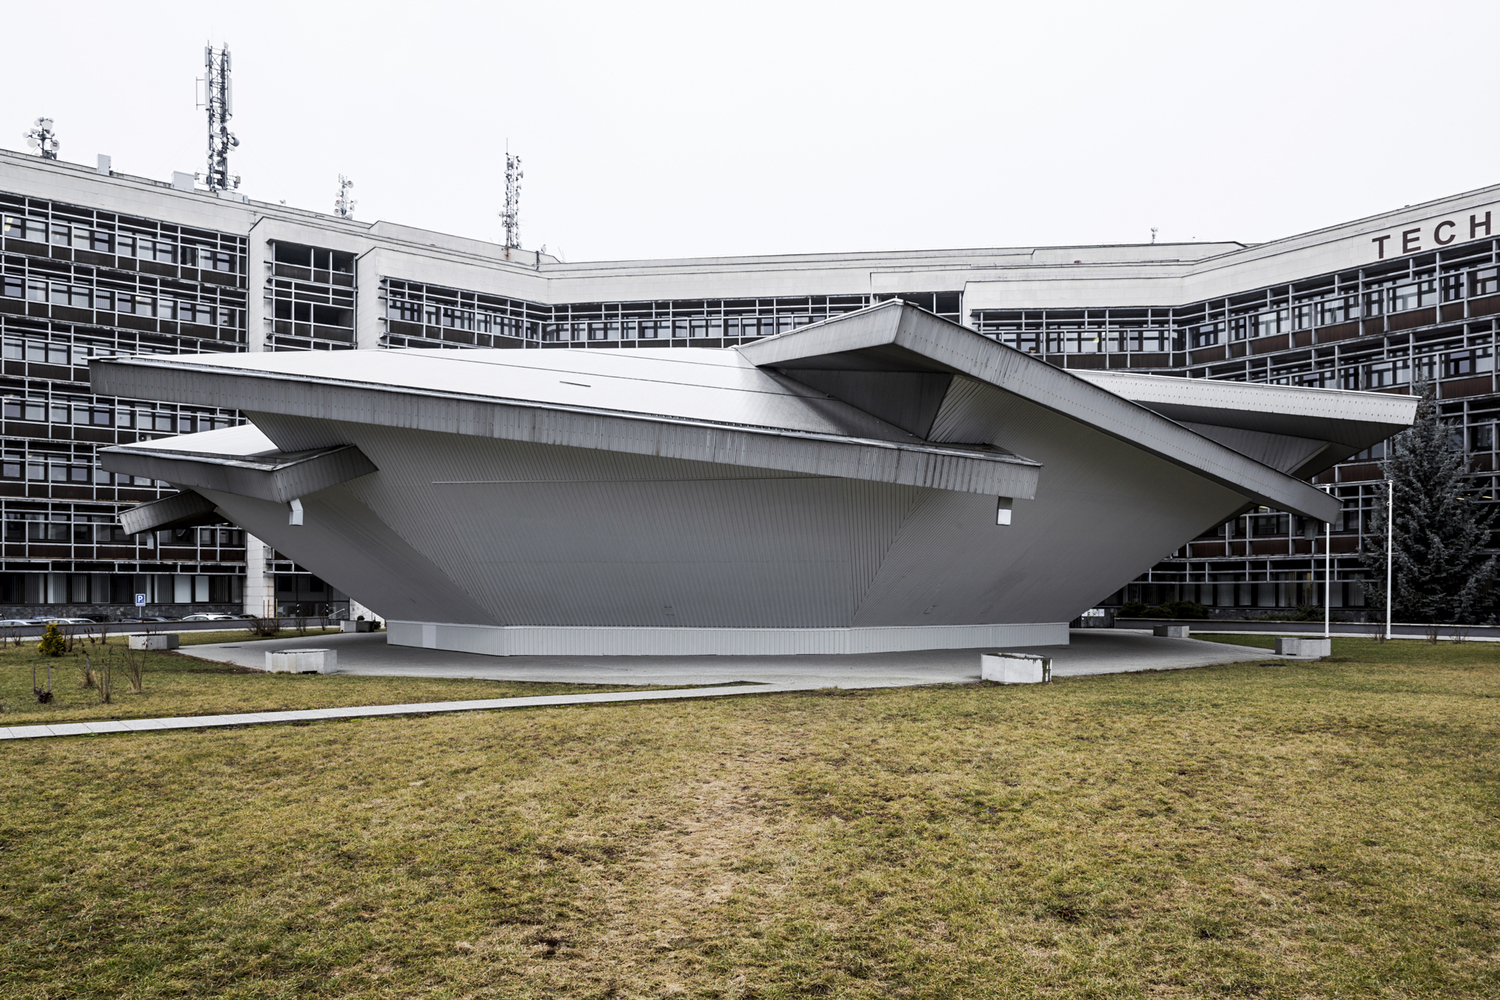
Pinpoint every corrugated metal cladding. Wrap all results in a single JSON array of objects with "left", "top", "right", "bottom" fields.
[
  {"left": 203, "top": 409, "right": 1223, "bottom": 633},
  {"left": 386, "top": 620, "right": 1069, "bottom": 656},
  {"left": 315, "top": 422, "right": 942, "bottom": 628},
  {"left": 198, "top": 487, "right": 498, "bottom": 627},
  {"left": 908, "top": 375, "right": 1256, "bottom": 618}
]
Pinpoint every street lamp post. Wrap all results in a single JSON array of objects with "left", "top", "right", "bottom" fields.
[
  {"left": 1385, "top": 478, "right": 1394, "bottom": 641},
  {"left": 1324, "top": 511, "right": 1331, "bottom": 640}
]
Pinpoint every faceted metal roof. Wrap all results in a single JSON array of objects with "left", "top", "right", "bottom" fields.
[{"left": 94, "top": 301, "right": 1418, "bottom": 522}]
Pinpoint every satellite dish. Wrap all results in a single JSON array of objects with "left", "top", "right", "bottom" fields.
[{"left": 26, "top": 137, "right": 38, "bottom": 149}]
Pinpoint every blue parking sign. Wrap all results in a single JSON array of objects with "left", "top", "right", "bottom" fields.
[{"left": 135, "top": 593, "right": 146, "bottom": 607}]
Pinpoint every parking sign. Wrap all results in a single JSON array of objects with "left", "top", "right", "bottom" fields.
[{"left": 135, "top": 593, "right": 146, "bottom": 607}]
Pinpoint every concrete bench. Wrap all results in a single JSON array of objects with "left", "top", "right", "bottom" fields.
[
  {"left": 1153, "top": 624, "right": 1191, "bottom": 638},
  {"left": 980, "top": 652, "right": 1052, "bottom": 684},
  {"left": 127, "top": 633, "right": 179, "bottom": 650},
  {"left": 339, "top": 620, "right": 374, "bottom": 633},
  {"left": 1275, "top": 636, "right": 1331, "bottom": 657},
  {"left": 265, "top": 648, "right": 338, "bottom": 674}
]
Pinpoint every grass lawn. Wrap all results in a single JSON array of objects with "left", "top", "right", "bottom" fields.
[
  {"left": 1, "top": 637, "right": 1496, "bottom": 998},
  {"left": 0, "top": 633, "right": 644, "bottom": 726},
  {"left": 174, "top": 626, "right": 345, "bottom": 646}
]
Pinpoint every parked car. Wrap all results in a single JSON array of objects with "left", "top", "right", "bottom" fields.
[
  {"left": 35, "top": 617, "right": 95, "bottom": 626},
  {"left": 0, "top": 618, "right": 36, "bottom": 627},
  {"left": 180, "top": 613, "right": 237, "bottom": 622}
]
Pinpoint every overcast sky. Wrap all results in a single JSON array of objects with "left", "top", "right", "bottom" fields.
[{"left": 5, "top": 1, "right": 1497, "bottom": 261}]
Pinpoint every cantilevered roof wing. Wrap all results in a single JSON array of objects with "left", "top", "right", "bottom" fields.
[
  {"left": 90, "top": 345, "right": 1041, "bottom": 501},
  {"left": 737, "top": 300, "right": 1371, "bottom": 523}
]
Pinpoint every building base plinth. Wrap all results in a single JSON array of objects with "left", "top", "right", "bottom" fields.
[
  {"left": 385, "top": 621, "right": 1070, "bottom": 657},
  {"left": 265, "top": 648, "right": 337, "bottom": 673}
]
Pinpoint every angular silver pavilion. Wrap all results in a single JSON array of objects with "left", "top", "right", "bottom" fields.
[{"left": 92, "top": 301, "right": 1415, "bottom": 655}]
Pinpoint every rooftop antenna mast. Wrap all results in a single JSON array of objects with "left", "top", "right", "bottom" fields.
[
  {"left": 501, "top": 142, "right": 522, "bottom": 259},
  {"left": 24, "top": 118, "right": 59, "bottom": 159},
  {"left": 199, "top": 43, "right": 239, "bottom": 192},
  {"left": 334, "top": 175, "right": 356, "bottom": 219}
]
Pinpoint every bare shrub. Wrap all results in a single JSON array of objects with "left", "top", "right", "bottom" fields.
[
  {"left": 248, "top": 616, "right": 280, "bottom": 637},
  {"left": 32, "top": 663, "right": 53, "bottom": 704},
  {"left": 121, "top": 646, "right": 145, "bottom": 695},
  {"left": 89, "top": 654, "right": 112, "bottom": 704}
]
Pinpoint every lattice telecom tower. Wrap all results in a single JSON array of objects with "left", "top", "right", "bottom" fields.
[
  {"left": 335, "top": 175, "right": 356, "bottom": 219},
  {"left": 501, "top": 144, "right": 522, "bottom": 257},
  {"left": 24, "top": 118, "right": 58, "bottom": 159},
  {"left": 199, "top": 44, "right": 240, "bottom": 192}
]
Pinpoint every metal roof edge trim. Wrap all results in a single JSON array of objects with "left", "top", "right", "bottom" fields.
[
  {"left": 1076, "top": 370, "right": 1421, "bottom": 422},
  {"left": 100, "top": 442, "right": 378, "bottom": 505},
  {"left": 117, "top": 491, "right": 219, "bottom": 536}
]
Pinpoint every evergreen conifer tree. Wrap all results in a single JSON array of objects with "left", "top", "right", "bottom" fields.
[{"left": 1360, "top": 380, "right": 1497, "bottom": 624}]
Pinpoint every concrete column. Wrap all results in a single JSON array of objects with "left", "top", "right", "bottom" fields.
[
  {"left": 243, "top": 533, "right": 274, "bottom": 615},
  {"left": 245, "top": 222, "right": 268, "bottom": 353},
  {"left": 355, "top": 247, "right": 384, "bottom": 350}
]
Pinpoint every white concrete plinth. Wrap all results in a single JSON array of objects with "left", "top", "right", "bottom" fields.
[
  {"left": 1153, "top": 624, "right": 1191, "bottom": 638},
  {"left": 339, "top": 620, "right": 374, "bottom": 633},
  {"left": 128, "top": 633, "right": 179, "bottom": 650},
  {"left": 980, "top": 652, "right": 1052, "bottom": 684},
  {"left": 265, "top": 648, "right": 337, "bottom": 674},
  {"left": 386, "top": 620, "right": 1070, "bottom": 657},
  {"left": 1275, "top": 637, "right": 1331, "bottom": 657}
]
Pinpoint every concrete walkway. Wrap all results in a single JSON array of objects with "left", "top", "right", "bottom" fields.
[{"left": 0, "top": 630, "right": 1294, "bottom": 741}]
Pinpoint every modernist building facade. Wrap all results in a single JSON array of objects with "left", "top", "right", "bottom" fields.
[{"left": 0, "top": 145, "right": 1493, "bottom": 619}]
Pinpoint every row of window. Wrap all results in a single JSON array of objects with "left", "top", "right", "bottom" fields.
[
  {"left": 382, "top": 283, "right": 895, "bottom": 346},
  {"left": 0, "top": 395, "right": 232, "bottom": 432},
  {"left": 0, "top": 518, "right": 241, "bottom": 545},
  {"left": 0, "top": 460, "right": 159, "bottom": 486},
  {"left": 1186, "top": 269, "right": 1500, "bottom": 348},
  {"left": 1, "top": 215, "right": 238, "bottom": 271},
  {"left": 974, "top": 249, "right": 1500, "bottom": 354},
  {"left": 1, "top": 276, "right": 238, "bottom": 327}
]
